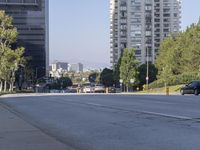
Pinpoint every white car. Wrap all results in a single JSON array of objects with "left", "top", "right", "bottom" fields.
[
  {"left": 83, "top": 86, "right": 94, "bottom": 93},
  {"left": 94, "top": 85, "right": 105, "bottom": 93}
]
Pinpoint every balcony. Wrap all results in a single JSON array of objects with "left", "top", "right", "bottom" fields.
[{"left": 0, "top": 0, "right": 38, "bottom": 6}]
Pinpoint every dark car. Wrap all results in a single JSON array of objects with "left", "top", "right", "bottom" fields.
[
  {"left": 108, "top": 87, "right": 116, "bottom": 93},
  {"left": 180, "top": 81, "right": 200, "bottom": 96}
]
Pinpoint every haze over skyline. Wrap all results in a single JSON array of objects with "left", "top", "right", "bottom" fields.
[{"left": 49, "top": 0, "right": 200, "bottom": 68}]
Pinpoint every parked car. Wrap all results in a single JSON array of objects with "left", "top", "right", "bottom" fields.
[
  {"left": 83, "top": 86, "right": 94, "bottom": 93},
  {"left": 180, "top": 81, "right": 200, "bottom": 96},
  {"left": 94, "top": 84, "right": 105, "bottom": 93},
  {"left": 66, "top": 87, "right": 77, "bottom": 93},
  {"left": 108, "top": 87, "right": 116, "bottom": 93}
]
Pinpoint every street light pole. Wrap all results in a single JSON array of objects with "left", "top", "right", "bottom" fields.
[
  {"left": 146, "top": 46, "right": 149, "bottom": 90},
  {"left": 120, "top": 79, "right": 123, "bottom": 92},
  {"left": 130, "top": 79, "right": 135, "bottom": 92},
  {"left": 35, "top": 68, "right": 38, "bottom": 82},
  {"left": 18, "top": 64, "right": 25, "bottom": 90}
]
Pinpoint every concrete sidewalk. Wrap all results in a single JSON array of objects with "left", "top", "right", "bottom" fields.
[{"left": 0, "top": 103, "right": 74, "bottom": 150}]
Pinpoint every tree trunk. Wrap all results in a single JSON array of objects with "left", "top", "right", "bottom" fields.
[
  {"left": 10, "top": 71, "right": 15, "bottom": 92},
  {"left": 12, "top": 71, "right": 16, "bottom": 91},
  {"left": 0, "top": 81, "right": 2, "bottom": 92},
  {"left": 11, "top": 82, "right": 14, "bottom": 92},
  {"left": 4, "top": 80, "right": 7, "bottom": 92},
  {"left": 127, "top": 86, "right": 129, "bottom": 93},
  {"left": 9, "top": 83, "right": 11, "bottom": 92},
  {"left": 9, "top": 82, "right": 14, "bottom": 92}
]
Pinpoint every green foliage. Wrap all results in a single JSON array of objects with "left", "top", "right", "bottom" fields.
[
  {"left": 120, "top": 48, "right": 139, "bottom": 87},
  {"left": 59, "top": 77, "right": 73, "bottom": 89},
  {"left": 156, "top": 24, "right": 200, "bottom": 80},
  {"left": 88, "top": 72, "right": 99, "bottom": 83},
  {"left": 0, "top": 10, "right": 25, "bottom": 92},
  {"left": 113, "top": 55, "right": 121, "bottom": 87},
  {"left": 49, "top": 77, "right": 73, "bottom": 90},
  {"left": 100, "top": 68, "right": 114, "bottom": 87},
  {"left": 149, "top": 72, "right": 200, "bottom": 89},
  {"left": 138, "top": 63, "right": 158, "bottom": 87}
]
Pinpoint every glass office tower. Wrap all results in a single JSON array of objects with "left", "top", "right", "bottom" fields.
[{"left": 0, "top": 0, "right": 49, "bottom": 78}]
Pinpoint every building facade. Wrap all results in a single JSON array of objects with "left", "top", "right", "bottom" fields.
[
  {"left": 110, "top": 0, "right": 181, "bottom": 66},
  {"left": 69, "top": 63, "right": 84, "bottom": 73},
  {"left": 51, "top": 61, "right": 68, "bottom": 72},
  {"left": 0, "top": 0, "right": 49, "bottom": 78}
]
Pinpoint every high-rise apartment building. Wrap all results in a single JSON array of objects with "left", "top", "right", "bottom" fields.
[
  {"left": 0, "top": 0, "right": 49, "bottom": 78},
  {"left": 110, "top": 0, "right": 181, "bottom": 66}
]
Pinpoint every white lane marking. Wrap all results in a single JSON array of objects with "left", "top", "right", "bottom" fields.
[
  {"left": 86, "top": 103, "right": 103, "bottom": 107},
  {"left": 85, "top": 102, "right": 192, "bottom": 120},
  {"left": 147, "top": 101, "right": 175, "bottom": 105},
  {"left": 139, "top": 110, "right": 192, "bottom": 120}
]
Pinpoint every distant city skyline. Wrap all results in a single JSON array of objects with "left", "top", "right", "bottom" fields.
[{"left": 49, "top": 0, "right": 200, "bottom": 68}]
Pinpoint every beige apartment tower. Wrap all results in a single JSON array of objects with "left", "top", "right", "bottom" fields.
[{"left": 110, "top": 0, "right": 181, "bottom": 66}]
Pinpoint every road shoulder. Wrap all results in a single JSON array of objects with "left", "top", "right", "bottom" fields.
[{"left": 0, "top": 103, "right": 74, "bottom": 150}]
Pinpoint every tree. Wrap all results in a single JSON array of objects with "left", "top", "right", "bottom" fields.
[
  {"left": 0, "top": 10, "right": 25, "bottom": 92},
  {"left": 4, "top": 47, "right": 24, "bottom": 91},
  {"left": 156, "top": 23, "right": 200, "bottom": 83},
  {"left": 100, "top": 68, "right": 114, "bottom": 87},
  {"left": 88, "top": 72, "right": 99, "bottom": 83},
  {"left": 49, "top": 77, "right": 73, "bottom": 90},
  {"left": 138, "top": 63, "right": 158, "bottom": 87},
  {"left": 113, "top": 55, "right": 122, "bottom": 87},
  {"left": 59, "top": 77, "right": 73, "bottom": 89},
  {"left": 15, "top": 56, "right": 34, "bottom": 90},
  {"left": 120, "top": 48, "right": 139, "bottom": 91}
]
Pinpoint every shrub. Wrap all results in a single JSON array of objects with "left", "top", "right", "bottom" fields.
[{"left": 149, "top": 72, "right": 200, "bottom": 89}]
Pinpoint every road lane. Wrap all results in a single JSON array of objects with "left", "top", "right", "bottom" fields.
[
  {"left": 1, "top": 94, "right": 200, "bottom": 150},
  {"left": 39, "top": 95, "right": 200, "bottom": 119}
]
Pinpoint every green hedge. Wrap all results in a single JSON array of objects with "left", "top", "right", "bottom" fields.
[{"left": 149, "top": 72, "right": 200, "bottom": 89}]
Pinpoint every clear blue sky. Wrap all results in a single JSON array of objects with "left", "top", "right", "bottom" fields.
[{"left": 49, "top": 0, "right": 200, "bottom": 68}]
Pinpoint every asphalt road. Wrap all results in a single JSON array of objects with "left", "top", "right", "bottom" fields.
[{"left": 1, "top": 94, "right": 200, "bottom": 150}]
